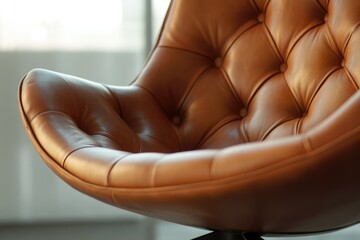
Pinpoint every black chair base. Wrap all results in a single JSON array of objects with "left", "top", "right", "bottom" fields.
[{"left": 192, "top": 231, "right": 264, "bottom": 240}]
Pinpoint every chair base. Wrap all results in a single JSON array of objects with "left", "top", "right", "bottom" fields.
[{"left": 192, "top": 231, "right": 264, "bottom": 240}]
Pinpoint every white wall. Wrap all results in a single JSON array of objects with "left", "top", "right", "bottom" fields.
[{"left": 0, "top": 51, "right": 145, "bottom": 223}]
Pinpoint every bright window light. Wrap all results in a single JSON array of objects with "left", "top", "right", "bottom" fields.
[
  {"left": 0, "top": 0, "right": 144, "bottom": 51},
  {"left": 152, "top": 0, "right": 171, "bottom": 37}
]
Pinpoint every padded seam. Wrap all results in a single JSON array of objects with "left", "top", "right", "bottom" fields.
[
  {"left": 263, "top": 117, "right": 299, "bottom": 140},
  {"left": 324, "top": 24, "right": 342, "bottom": 57},
  {"left": 204, "top": 125, "right": 360, "bottom": 190},
  {"left": 221, "top": 21, "right": 259, "bottom": 60},
  {"left": 197, "top": 115, "right": 242, "bottom": 148},
  {"left": 134, "top": 84, "right": 183, "bottom": 151},
  {"left": 106, "top": 153, "right": 131, "bottom": 187},
  {"left": 305, "top": 66, "right": 344, "bottom": 111},
  {"left": 62, "top": 145, "right": 98, "bottom": 167},
  {"left": 90, "top": 132, "right": 122, "bottom": 149},
  {"left": 157, "top": 45, "right": 214, "bottom": 61},
  {"left": 241, "top": 23, "right": 283, "bottom": 107},
  {"left": 59, "top": 74, "right": 81, "bottom": 123},
  {"left": 342, "top": 22, "right": 360, "bottom": 54},
  {"left": 218, "top": 67, "right": 244, "bottom": 108},
  {"left": 41, "top": 123, "right": 360, "bottom": 190},
  {"left": 150, "top": 155, "right": 166, "bottom": 187},
  {"left": 176, "top": 66, "right": 213, "bottom": 150},
  {"left": 263, "top": 22, "right": 284, "bottom": 62},
  {"left": 344, "top": 68, "right": 359, "bottom": 90},
  {"left": 176, "top": 66, "right": 212, "bottom": 112},
  {"left": 103, "top": 85, "right": 123, "bottom": 117},
  {"left": 343, "top": 24, "right": 360, "bottom": 90},
  {"left": 286, "top": 21, "right": 327, "bottom": 62},
  {"left": 314, "top": 0, "right": 328, "bottom": 11},
  {"left": 260, "top": 116, "right": 299, "bottom": 141},
  {"left": 138, "top": 133, "right": 174, "bottom": 152},
  {"left": 246, "top": 70, "right": 281, "bottom": 109},
  {"left": 283, "top": 72, "right": 303, "bottom": 117},
  {"left": 239, "top": 120, "right": 250, "bottom": 143},
  {"left": 283, "top": 23, "right": 335, "bottom": 111},
  {"left": 30, "top": 110, "right": 73, "bottom": 123},
  {"left": 36, "top": 124, "right": 360, "bottom": 191}
]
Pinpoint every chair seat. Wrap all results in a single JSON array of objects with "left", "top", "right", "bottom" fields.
[
  {"left": 19, "top": 68, "right": 360, "bottom": 233},
  {"left": 18, "top": 0, "right": 360, "bottom": 236}
]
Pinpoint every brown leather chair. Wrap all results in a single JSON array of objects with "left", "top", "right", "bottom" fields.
[{"left": 18, "top": 0, "right": 360, "bottom": 239}]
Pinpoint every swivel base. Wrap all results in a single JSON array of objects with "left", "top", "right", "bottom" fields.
[{"left": 192, "top": 231, "right": 264, "bottom": 240}]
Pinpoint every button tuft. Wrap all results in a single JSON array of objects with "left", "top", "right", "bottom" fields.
[
  {"left": 239, "top": 108, "right": 247, "bottom": 118},
  {"left": 214, "top": 57, "right": 223, "bottom": 67},
  {"left": 280, "top": 63, "right": 287, "bottom": 72},
  {"left": 324, "top": 14, "right": 328, "bottom": 22},
  {"left": 172, "top": 116, "right": 181, "bottom": 125},
  {"left": 341, "top": 60, "right": 346, "bottom": 68},
  {"left": 257, "top": 13, "right": 265, "bottom": 23}
]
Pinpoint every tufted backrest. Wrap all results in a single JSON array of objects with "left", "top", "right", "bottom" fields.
[
  {"left": 20, "top": 0, "right": 360, "bottom": 156},
  {"left": 131, "top": 0, "right": 360, "bottom": 152}
]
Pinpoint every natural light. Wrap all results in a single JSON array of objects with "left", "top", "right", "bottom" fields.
[{"left": 0, "top": 0, "right": 129, "bottom": 50}]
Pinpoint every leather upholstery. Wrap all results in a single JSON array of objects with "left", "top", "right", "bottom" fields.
[{"left": 18, "top": 0, "right": 360, "bottom": 235}]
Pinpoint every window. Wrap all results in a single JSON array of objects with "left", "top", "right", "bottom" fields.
[
  {"left": 152, "top": 0, "right": 171, "bottom": 38},
  {"left": 0, "top": 0, "right": 144, "bottom": 51},
  {"left": 0, "top": 0, "right": 173, "bottom": 222}
]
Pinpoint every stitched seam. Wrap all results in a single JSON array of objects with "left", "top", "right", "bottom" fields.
[
  {"left": 167, "top": 124, "right": 360, "bottom": 189},
  {"left": 58, "top": 74, "right": 80, "bottom": 123},
  {"left": 134, "top": 85, "right": 166, "bottom": 113},
  {"left": 249, "top": 0, "right": 271, "bottom": 16},
  {"left": 323, "top": 24, "right": 343, "bottom": 60},
  {"left": 240, "top": 120, "right": 250, "bottom": 143},
  {"left": 324, "top": 24, "right": 342, "bottom": 59},
  {"left": 261, "top": 117, "right": 299, "bottom": 141},
  {"left": 115, "top": 86, "right": 148, "bottom": 153},
  {"left": 314, "top": 0, "right": 327, "bottom": 11},
  {"left": 282, "top": 23, "right": 329, "bottom": 112},
  {"left": 342, "top": 24, "right": 360, "bottom": 90},
  {"left": 176, "top": 66, "right": 212, "bottom": 112},
  {"left": 30, "top": 110, "right": 71, "bottom": 123},
  {"left": 250, "top": 0, "right": 261, "bottom": 12},
  {"left": 137, "top": 133, "right": 173, "bottom": 152},
  {"left": 28, "top": 71, "right": 79, "bottom": 123},
  {"left": 134, "top": 85, "right": 183, "bottom": 151},
  {"left": 282, "top": 72, "right": 303, "bottom": 116},
  {"left": 286, "top": 22, "right": 326, "bottom": 62},
  {"left": 53, "top": 124, "right": 360, "bottom": 190},
  {"left": 243, "top": 25, "right": 283, "bottom": 108},
  {"left": 344, "top": 68, "right": 359, "bottom": 90},
  {"left": 342, "top": 22, "right": 360, "bottom": 54},
  {"left": 218, "top": 67, "right": 243, "bottom": 107},
  {"left": 306, "top": 66, "right": 342, "bottom": 111},
  {"left": 246, "top": 71, "right": 280, "bottom": 108},
  {"left": 103, "top": 85, "right": 123, "bottom": 117},
  {"left": 150, "top": 155, "right": 166, "bottom": 187},
  {"left": 296, "top": 118, "right": 304, "bottom": 134},
  {"left": 157, "top": 45, "right": 214, "bottom": 61},
  {"left": 90, "top": 132, "right": 122, "bottom": 149},
  {"left": 196, "top": 115, "right": 242, "bottom": 149},
  {"left": 175, "top": 67, "right": 212, "bottom": 150},
  {"left": 106, "top": 153, "right": 131, "bottom": 187},
  {"left": 221, "top": 21, "right": 259, "bottom": 60},
  {"left": 263, "top": 22, "right": 284, "bottom": 62},
  {"left": 208, "top": 154, "right": 216, "bottom": 181},
  {"left": 62, "top": 145, "right": 98, "bottom": 167}
]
